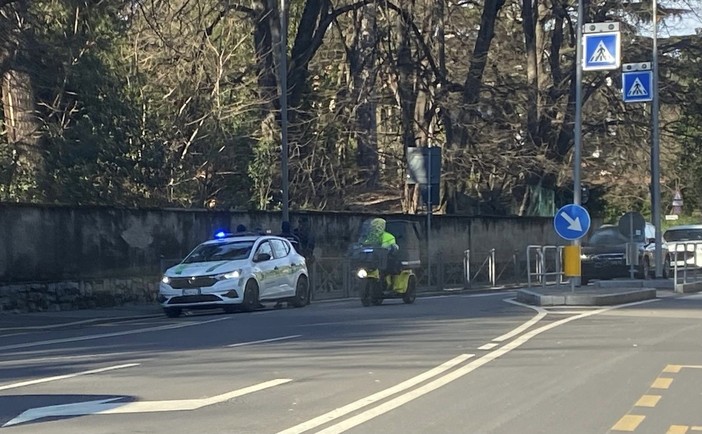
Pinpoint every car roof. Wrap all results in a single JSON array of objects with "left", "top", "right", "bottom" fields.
[
  {"left": 200, "top": 234, "right": 287, "bottom": 246},
  {"left": 664, "top": 224, "right": 702, "bottom": 231}
]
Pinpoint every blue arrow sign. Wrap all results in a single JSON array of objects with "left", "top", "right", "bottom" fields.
[
  {"left": 554, "top": 204, "right": 591, "bottom": 241},
  {"left": 622, "top": 70, "right": 653, "bottom": 103},
  {"left": 583, "top": 32, "right": 620, "bottom": 71}
]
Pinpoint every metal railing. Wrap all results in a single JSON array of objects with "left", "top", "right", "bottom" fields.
[
  {"left": 526, "top": 245, "right": 567, "bottom": 288},
  {"left": 464, "top": 249, "right": 496, "bottom": 287},
  {"left": 670, "top": 241, "right": 702, "bottom": 285}
]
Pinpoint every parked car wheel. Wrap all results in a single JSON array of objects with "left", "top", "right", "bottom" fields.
[
  {"left": 637, "top": 257, "right": 651, "bottom": 280},
  {"left": 164, "top": 307, "right": 182, "bottom": 318}
]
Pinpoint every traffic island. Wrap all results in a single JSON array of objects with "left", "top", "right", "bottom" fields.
[{"left": 516, "top": 286, "right": 657, "bottom": 306}]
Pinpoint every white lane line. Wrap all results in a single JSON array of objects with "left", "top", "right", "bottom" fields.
[
  {"left": 276, "top": 354, "right": 473, "bottom": 434},
  {"left": 494, "top": 298, "right": 547, "bottom": 342},
  {"left": 310, "top": 298, "right": 661, "bottom": 434},
  {"left": 227, "top": 335, "right": 302, "bottom": 347},
  {"left": 0, "top": 363, "right": 140, "bottom": 391},
  {"left": 0, "top": 317, "right": 230, "bottom": 351},
  {"left": 477, "top": 343, "right": 498, "bottom": 350},
  {"left": 3, "top": 378, "right": 292, "bottom": 427},
  {"left": 0, "top": 352, "right": 144, "bottom": 366}
]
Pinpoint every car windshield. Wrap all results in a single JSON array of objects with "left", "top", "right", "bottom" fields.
[
  {"left": 588, "top": 228, "right": 626, "bottom": 245},
  {"left": 664, "top": 229, "right": 702, "bottom": 242},
  {"left": 182, "top": 241, "right": 255, "bottom": 263}
]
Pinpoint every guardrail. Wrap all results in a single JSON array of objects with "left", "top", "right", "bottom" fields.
[
  {"left": 526, "top": 245, "right": 567, "bottom": 288},
  {"left": 670, "top": 241, "right": 702, "bottom": 285}
]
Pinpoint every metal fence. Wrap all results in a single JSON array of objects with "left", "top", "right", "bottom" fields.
[
  {"left": 669, "top": 241, "right": 702, "bottom": 285},
  {"left": 526, "top": 245, "right": 567, "bottom": 288},
  {"left": 159, "top": 250, "right": 532, "bottom": 302}
]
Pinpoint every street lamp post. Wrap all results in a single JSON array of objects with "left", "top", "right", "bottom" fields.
[
  {"left": 572, "top": 0, "right": 585, "bottom": 287},
  {"left": 651, "top": 0, "right": 663, "bottom": 277},
  {"left": 279, "top": 0, "right": 290, "bottom": 223}
]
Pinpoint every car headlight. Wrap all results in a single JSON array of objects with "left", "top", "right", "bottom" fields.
[
  {"left": 161, "top": 275, "right": 171, "bottom": 284},
  {"left": 580, "top": 254, "right": 588, "bottom": 259},
  {"left": 218, "top": 270, "right": 241, "bottom": 280},
  {"left": 357, "top": 268, "right": 368, "bottom": 278}
]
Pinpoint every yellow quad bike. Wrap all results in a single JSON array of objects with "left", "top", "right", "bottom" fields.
[{"left": 349, "top": 219, "right": 422, "bottom": 306}]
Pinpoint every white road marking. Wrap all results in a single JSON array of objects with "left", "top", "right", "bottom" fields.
[
  {"left": 0, "top": 363, "right": 139, "bottom": 391},
  {"left": 3, "top": 378, "right": 292, "bottom": 427},
  {"left": 0, "top": 352, "right": 145, "bottom": 366},
  {"left": 0, "top": 315, "right": 158, "bottom": 332},
  {"left": 227, "top": 335, "right": 302, "bottom": 347},
  {"left": 276, "top": 354, "right": 474, "bottom": 434},
  {"left": 494, "top": 299, "right": 547, "bottom": 342},
  {"left": 298, "top": 298, "right": 660, "bottom": 434},
  {"left": 0, "top": 317, "right": 230, "bottom": 351},
  {"left": 477, "top": 343, "right": 498, "bottom": 350}
]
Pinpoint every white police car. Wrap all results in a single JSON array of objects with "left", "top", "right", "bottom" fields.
[{"left": 158, "top": 232, "right": 310, "bottom": 317}]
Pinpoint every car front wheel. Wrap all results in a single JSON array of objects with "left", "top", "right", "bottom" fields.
[
  {"left": 164, "top": 307, "right": 182, "bottom": 318},
  {"left": 241, "top": 280, "right": 260, "bottom": 312}
]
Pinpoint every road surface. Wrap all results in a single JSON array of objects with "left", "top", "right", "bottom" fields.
[{"left": 1, "top": 291, "right": 701, "bottom": 433}]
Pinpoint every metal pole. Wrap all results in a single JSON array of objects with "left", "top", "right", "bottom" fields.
[
  {"left": 572, "top": 0, "right": 584, "bottom": 286},
  {"left": 651, "top": 0, "right": 663, "bottom": 277},
  {"left": 279, "top": 0, "right": 290, "bottom": 223},
  {"left": 427, "top": 147, "right": 432, "bottom": 289}
]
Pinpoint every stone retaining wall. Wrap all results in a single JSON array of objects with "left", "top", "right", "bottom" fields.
[{"left": 0, "top": 277, "right": 158, "bottom": 312}]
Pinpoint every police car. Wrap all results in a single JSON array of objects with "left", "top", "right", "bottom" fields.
[{"left": 158, "top": 231, "right": 310, "bottom": 317}]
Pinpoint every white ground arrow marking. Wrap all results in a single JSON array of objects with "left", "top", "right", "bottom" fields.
[
  {"left": 560, "top": 212, "right": 582, "bottom": 232},
  {"left": 3, "top": 378, "right": 291, "bottom": 427}
]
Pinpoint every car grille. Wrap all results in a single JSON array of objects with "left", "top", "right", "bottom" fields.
[
  {"left": 168, "top": 294, "right": 221, "bottom": 304},
  {"left": 169, "top": 276, "right": 218, "bottom": 289}
]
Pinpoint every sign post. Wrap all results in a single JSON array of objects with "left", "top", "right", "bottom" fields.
[
  {"left": 554, "top": 204, "right": 592, "bottom": 290},
  {"left": 574, "top": 21, "right": 619, "bottom": 285}
]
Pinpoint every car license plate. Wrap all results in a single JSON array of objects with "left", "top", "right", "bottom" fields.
[{"left": 183, "top": 288, "right": 200, "bottom": 296}]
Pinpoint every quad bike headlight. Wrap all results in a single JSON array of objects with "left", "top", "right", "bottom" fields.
[{"left": 357, "top": 268, "right": 368, "bottom": 279}]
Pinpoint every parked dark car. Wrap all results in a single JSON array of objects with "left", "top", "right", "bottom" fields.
[{"left": 580, "top": 224, "right": 669, "bottom": 285}]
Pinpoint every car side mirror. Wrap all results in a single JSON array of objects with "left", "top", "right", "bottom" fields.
[{"left": 254, "top": 252, "right": 272, "bottom": 262}]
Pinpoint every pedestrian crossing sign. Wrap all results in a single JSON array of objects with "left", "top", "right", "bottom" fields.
[
  {"left": 583, "top": 32, "right": 620, "bottom": 71},
  {"left": 622, "top": 70, "right": 653, "bottom": 103}
]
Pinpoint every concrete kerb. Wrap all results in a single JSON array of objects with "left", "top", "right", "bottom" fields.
[{"left": 516, "top": 287, "right": 657, "bottom": 306}]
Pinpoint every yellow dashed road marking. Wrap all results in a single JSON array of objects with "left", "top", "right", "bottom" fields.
[
  {"left": 667, "top": 426, "right": 689, "bottom": 434},
  {"left": 651, "top": 377, "right": 674, "bottom": 389},
  {"left": 691, "top": 427, "right": 702, "bottom": 431},
  {"left": 612, "top": 415, "right": 646, "bottom": 431},
  {"left": 681, "top": 365, "right": 702, "bottom": 370},
  {"left": 635, "top": 395, "right": 661, "bottom": 407},
  {"left": 664, "top": 365, "right": 683, "bottom": 373}
]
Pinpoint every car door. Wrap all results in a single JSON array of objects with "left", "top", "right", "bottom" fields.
[
  {"left": 270, "top": 238, "right": 295, "bottom": 296},
  {"left": 252, "top": 240, "right": 278, "bottom": 299}
]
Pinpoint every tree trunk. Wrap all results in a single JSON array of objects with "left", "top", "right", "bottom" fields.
[
  {"left": 1, "top": 0, "right": 43, "bottom": 200},
  {"left": 455, "top": 0, "right": 506, "bottom": 148},
  {"left": 349, "top": 5, "right": 379, "bottom": 186}
]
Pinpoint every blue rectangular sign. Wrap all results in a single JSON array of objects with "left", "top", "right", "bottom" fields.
[
  {"left": 622, "top": 70, "right": 653, "bottom": 103},
  {"left": 583, "top": 32, "right": 620, "bottom": 71}
]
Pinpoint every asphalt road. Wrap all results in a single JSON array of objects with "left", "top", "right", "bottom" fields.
[{"left": 1, "top": 291, "right": 702, "bottom": 433}]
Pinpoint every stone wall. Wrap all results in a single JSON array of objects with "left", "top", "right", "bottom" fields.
[{"left": 0, "top": 203, "right": 595, "bottom": 312}]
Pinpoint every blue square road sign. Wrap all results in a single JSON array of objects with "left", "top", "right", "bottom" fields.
[
  {"left": 622, "top": 70, "right": 653, "bottom": 103},
  {"left": 583, "top": 32, "right": 620, "bottom": 71}
]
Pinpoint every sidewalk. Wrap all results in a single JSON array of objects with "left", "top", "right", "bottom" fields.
[{"left": 0, "top": 304, "right": 164, "bottom": 332}]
